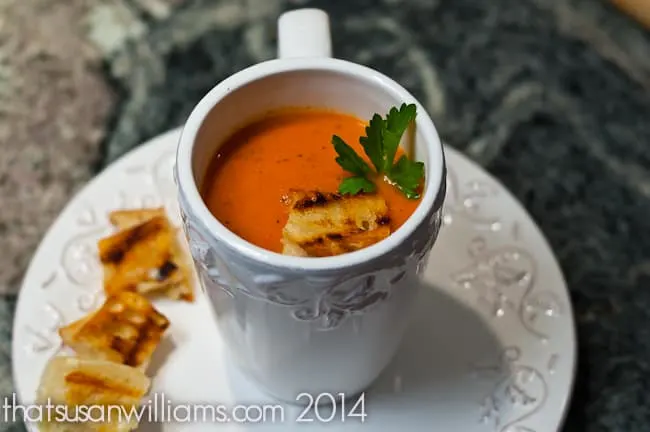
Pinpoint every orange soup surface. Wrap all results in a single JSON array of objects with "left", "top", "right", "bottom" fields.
[{"left": 202, "top": 108, "right": 421, "bottom": 253}]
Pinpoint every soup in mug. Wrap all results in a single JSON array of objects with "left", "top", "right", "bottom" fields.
[{"left": 201, "top": 107, "right": 422, "bottom": 256}]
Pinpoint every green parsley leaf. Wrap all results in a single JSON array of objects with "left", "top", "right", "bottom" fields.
[
  {"left": 359, "top": 114, "right": 384, "bottom": 173},
  {"left": 339, "top": 176, "right": 377, "bottom": 195},
  {"left": 387, "top": 155, "right": 425, "bottom": 199},
  {"left": 332, "top": 135, "right": 372, "bottom": 177},
  {"left": 332, "top": 103, "right": 424, "bottom": 199},
  {"left": 382, "top": 103, "right": 417, "bottom": 173}
]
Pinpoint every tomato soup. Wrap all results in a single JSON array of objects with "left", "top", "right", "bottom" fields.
[{"left": 201, "top": 108, "right": 421, "bottom": 253}]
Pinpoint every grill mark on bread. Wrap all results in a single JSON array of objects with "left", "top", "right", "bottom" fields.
[
  {"left": 377, "top": 215, "right": 391, "bottom": 226},
  {"left": 124, "top": 320, "right": 151, "bottom": 367},
  {"left": 109, "top": 207, "right": 166, "bottom": 230},
  {"left": 291, "top": 191, "right": 376, "bottom": 211},
  {"left": 156, "top": 260, "right": 178, "bottom": 281},
  {"left": 100, "top": 216, "right": 166, "bottom": 264},
  {"left": 110, "top": 336, "right": 130, "bottom": 361},
  {"left": 293, "top": 191, "right": 331, "bottom": 209},
  {"left": 107, "top": 313, "right": 169, "bottom": 367},
  {"left": 64, "top": 371, "right": 143, "bottom": 397}
]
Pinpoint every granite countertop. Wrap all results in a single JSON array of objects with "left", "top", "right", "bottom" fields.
[{"left": 1, "top": 0, "right": 650, "bottom": 430}]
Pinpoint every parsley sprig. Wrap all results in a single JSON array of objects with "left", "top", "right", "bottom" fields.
[{"left": 331, "top": 103, "right": 424, "bottom": 199}]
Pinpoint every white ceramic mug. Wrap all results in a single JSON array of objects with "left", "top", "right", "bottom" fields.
[{"left": 175, "top": 9, "right": 446, "bottom": 404}]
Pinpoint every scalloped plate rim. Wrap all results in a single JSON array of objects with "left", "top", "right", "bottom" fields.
[{"left": 11, "top": 127, "right": 577, "bottom": 432}]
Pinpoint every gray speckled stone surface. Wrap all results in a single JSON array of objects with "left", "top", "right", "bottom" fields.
[{"left": 1, "top": 0, "right": 650, "bottom": 431}]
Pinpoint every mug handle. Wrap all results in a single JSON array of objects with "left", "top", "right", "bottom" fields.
[{"left": 277, "top": 9, "right": 332, "bottom": 58}]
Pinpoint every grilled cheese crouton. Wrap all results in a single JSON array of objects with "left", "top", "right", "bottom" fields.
[
  {"left": 281, "top": 190, "right": 391, "bottom": 257},
  {"left": 36, "top": 355, "right": 150, "bottom": 432},
  {"left": 59, "top": 291, "right": 170, "bottom": 370},
  {"left": 98, "top": 211, "right": 194, "bottom": 301}
]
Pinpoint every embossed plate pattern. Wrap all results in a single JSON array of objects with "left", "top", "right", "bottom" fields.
[{"left": 12, "top": 128, "right": 576, "bottom": 431}]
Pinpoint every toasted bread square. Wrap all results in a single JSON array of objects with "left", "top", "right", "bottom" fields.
[
  {"left": 59, "top": 291, "right": 169, "bottom": 370},
  {"left": 98, "top": 212, "right": 194, "bottom": 301},
  {"left": 281, "top": 190, "right": 391, "bottom": 257},
  {"left": 36, "top": 355, "right": 150, "bottom": 432}
]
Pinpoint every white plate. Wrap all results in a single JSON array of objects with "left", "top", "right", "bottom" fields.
[{"left": 12, "top": 128, "right": 576, "bottom": 431}]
